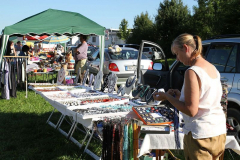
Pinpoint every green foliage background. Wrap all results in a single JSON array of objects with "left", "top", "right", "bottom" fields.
[{"left": 117, "top": 0, "right": 240, "bottom": 58}]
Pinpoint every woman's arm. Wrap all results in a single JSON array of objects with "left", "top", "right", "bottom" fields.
[
  {"left": 153, "top": 69, "right": 200, "bottom": 117},
  {"left": 13, "top": 47, "right": 17, "bottom": 56}
]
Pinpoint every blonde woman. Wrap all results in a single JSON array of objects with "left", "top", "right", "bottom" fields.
[{"left": 153, "top": 33, "right": 226, "bottom": 159}]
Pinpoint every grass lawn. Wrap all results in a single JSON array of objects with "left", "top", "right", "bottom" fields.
[
  {"left": 0, "top": 87, "right": 99, "bottom": 160},
  {"left": 0, "top": 64, "right": 240, "bottom": 159}
]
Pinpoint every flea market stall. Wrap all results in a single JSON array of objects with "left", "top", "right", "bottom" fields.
[
  {"left": 1, "top": 9, "right": 240, "bottom": 160},
  {"left": 0, "top": 8, "right": 105, "bottom": 99}
]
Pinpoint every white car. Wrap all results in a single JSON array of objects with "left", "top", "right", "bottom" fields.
[
  {"left": 142, "top": 47, "right": 163, "bottom": 60},
  {"left": 86, "top": 47, "right": 153, "bottom": 85}
]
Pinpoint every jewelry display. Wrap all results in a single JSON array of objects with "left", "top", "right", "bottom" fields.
[
  {"left": 145, "top": 88, "right": 157, "bottom": 104},
  {"left": 94, "top": 71, "right": 103, "bottom": 90},
  {"left": 36, "top": 87, "right": 62, "bottom": 92},
  {"left": 101, "top": 72, "right": 112, "bottom": 92},
  {"left": 73, "top": 104, "right": 132, "bottom": 115},
  {"left": 29, "top": 83, "right": 57, "bottom": 88},
  {"left": 82, "top": 69, "right": 89, "bottom": 86},
  {"left": 107, "top": 73, "right": 118, "bottom": 94},
  {"left": 80, "top": 97, "right": 122, "bottom": 105},
  {"left": 132, "top": 84, "right": 143, "bottom": 98},
  {"left": 57, "top": 68, "right": 65, "bottom": 85},
  {"left": 73, "top": 68, "right": 81, "bottom": 85},
  {"left": 132, "top": 106, "right": 174, "bottom": 125},
  {"left": 117, "top": 84, "right": 126, "bottom": 96},
  {"left": 57, "top": 86, "right": 84, "bottom": 91},
  {"left": 70, "top": 92, "right": 103, "bottom": 98},
  {"left": 125, "top": 75, "right": 137, "bottom": 95},
  {"left": 139, "top": 85, "right": 150, "bottom": 99},
  {"left": 59, "top": 100, "right": 81, "bottom": 106},
  {"left": 130, "top": 99, "right": 146, "bottom": 106},
  {"left": 44, "top": 92, "right": 77, "bottom": 100},
  {"left": 88, "top": 74, "right": 94, "bottom": 87}
]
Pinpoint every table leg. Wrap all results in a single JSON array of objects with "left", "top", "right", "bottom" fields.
[
  {"left": 156, "top": 150, "right": 159, "bottom": 160},
  {"left": 83, "top": 128, "right": 95, "bottom": 153}
]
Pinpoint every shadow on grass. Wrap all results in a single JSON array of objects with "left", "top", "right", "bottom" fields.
[{"left": 0, "top": 111, "right": 102, "bottom": 160}]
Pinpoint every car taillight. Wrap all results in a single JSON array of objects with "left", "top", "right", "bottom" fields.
[
  {"left": 149, "top": 52, "right": 152, "bottom": 54},
  {"left": 148, "top": 61, "right": 153, "bottom": 70},
  {"left": 109, "top": 63, "right": 119, "bottom": 72}
]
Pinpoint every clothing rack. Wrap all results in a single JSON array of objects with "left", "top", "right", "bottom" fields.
[{"left": 3, "top": 55, "right": 29, "bottom": 98}]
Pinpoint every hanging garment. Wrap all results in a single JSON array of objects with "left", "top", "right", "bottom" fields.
[
  {"left": 8, "top": 60, "right": 12, "bottom": 90},
  {"left": 128, "top": 122, "right": 133, "bottom": 160},
  {"left": 1, "top": 59, "right": 5, "bottom": 85},
  {"left": 119, "top": 124, "right": 123, "bottom": 160},
  {"left": 22, "top": 60, "right": 25, "bottom": 82},
  {"left": 102, "top": 122, "right": 107, "bottom": 160},
  {"left": 0, "top": 59, "right": 4, "bottom": 89},
  {"left": 10, "top": 61, "right": 17, "bottom": 98},
  {"left": 2, "top": 60, "right": 10, "bottom": 100},
  {"left": 123, "top": 124, "right": 129, "bottom": 160},
  {"left": 17, "top": 60, "right": 22, "bottom": 84}
]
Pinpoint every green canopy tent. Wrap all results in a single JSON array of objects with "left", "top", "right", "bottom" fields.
[{"left": 0, "top": 8, "right": 105, "bottom": 70}]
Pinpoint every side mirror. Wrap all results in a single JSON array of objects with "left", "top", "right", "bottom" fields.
[{"left": 152, "top": 63, "right": 163, "bottom": 70}]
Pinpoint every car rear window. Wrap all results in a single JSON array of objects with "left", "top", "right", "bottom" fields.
[
  {"left": 108, "top": 50, "right": 148, "bottom": 60},
  {"left": 143, "top": 48, "right": 150, "bottom": 52}
]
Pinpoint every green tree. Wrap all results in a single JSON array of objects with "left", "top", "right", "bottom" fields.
[
  {"left": 192, "top": 0, "right": 220, "bottom": 39},
  {"left": 192, "top": 0, "right": 240, "bottom": 39},
  {"left": 127, "top": 12, "right": 155, "bottom": 44},
  {"left": 217, "top": 0, "right": 240, "bottom": 35},
  {"left": 117, "top": 19, "right": 131, "bottom": 41},
  {"left": 155, "top": 0, "right": 192, "bottom": 57}
]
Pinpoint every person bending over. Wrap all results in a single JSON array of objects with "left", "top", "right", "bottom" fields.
[{"left": 153, "top": 33, "right": 226, "bottom": 160}]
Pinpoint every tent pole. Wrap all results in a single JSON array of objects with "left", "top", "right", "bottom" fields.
[
  {"left": 99, "top": 35, "right": 105, "bottom": 72},
  {"left": 0, "top": 34, "right": 9, "bottom": 66}
]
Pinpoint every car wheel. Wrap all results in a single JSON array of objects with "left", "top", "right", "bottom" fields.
[{"left": 227, "top": 108, "right": 240, "bottom": 144}]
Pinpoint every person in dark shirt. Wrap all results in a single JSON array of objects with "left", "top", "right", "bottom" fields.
[{"left": 19, "top": 45, "right": 30, "bottom": 56}]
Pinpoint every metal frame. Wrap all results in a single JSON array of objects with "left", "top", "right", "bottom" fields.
[{"left": 46, "top": 109, "right": 101, "bottom": 160}]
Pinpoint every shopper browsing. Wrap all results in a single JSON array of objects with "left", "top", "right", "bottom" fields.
[
  {"left": 74, "top": 35, "right": 88, "bottom": 81},
  {"left": 15, "top": 41, "right": 22, "bottom": 55},
  {"left": 153, "top": 33, "right": 226, "bottom": 160}
]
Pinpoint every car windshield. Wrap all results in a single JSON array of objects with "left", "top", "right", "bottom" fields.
[
  {"left": 108, "top": 50, "right": 148, "bottom": 60},
  {"left": 87, "top": 47, "right": 96, "bottom": 55}
]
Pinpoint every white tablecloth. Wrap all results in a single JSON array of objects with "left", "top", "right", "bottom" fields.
[{"left": 138, "top": 132, "right": 240, "bottom": 157}]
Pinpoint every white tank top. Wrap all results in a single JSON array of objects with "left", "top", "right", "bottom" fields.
[{"left": 179, "top": 66, "right": 226, "bottom": 139}]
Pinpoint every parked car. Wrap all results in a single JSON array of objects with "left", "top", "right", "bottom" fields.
[
  {"left": 86, "top": 47, "right": 153, "bottom": 85},
  {"left": 116, "top": 44, "right": 140, "bottom": 50},
  {"left": 137, "top": 37, "right": 240, "bottom": 143},
  {"left": 142, "top": 47, "right": 163, "bottom": 60}
]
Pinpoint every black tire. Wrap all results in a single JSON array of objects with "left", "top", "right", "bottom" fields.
[{"left": 227, "top": 108, "right": 240, "bottom": 144}]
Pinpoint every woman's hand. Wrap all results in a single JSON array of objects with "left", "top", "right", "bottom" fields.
[
  {"left": 153, "top": 91, "right": 167, "bottom": 101},
  {"left": 167, "top": 89, "right": 181, "bottom": 100}
]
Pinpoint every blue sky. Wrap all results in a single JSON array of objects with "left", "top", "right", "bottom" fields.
[{"left": 0, "top": 0, "right": 197, "bottom": 32}]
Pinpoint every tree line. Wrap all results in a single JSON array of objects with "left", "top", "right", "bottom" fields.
[{"left": 117, "top": 0, "right": 240, "bottom": 57}]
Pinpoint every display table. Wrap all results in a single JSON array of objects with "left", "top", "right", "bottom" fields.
[
  {"left": 138, "top": 132, "right": 240, "bottom": 158},
  {"left": 33, "top": 86, "right": 132, "bottom": 160}
]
